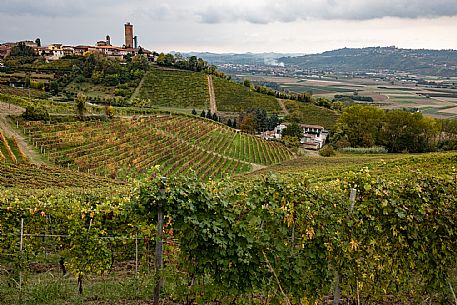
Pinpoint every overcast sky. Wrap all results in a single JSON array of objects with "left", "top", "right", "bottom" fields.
[{"left": 1, "top": 0, "right": 457, "bottom": 54}]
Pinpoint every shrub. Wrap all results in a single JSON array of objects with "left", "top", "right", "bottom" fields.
[
  {"left": 104, "top": 105, "right": 115, "bottom": 119},
  {"left": 283, "top": 135, "right": 300, "bottom": 148},
  {"left": 319, "top": 145, "right": 336, "bottom": 157},
  {"left": 22, "top": 106, "right": 50, "bottom": 121}
]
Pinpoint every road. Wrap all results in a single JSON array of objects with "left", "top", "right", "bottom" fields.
[{"left": 0, "top": 102, "right": 44, "bottom": 164}]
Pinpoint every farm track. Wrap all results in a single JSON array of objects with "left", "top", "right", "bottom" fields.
[
  {"left": 208, "top": 75, "right": 217, "bottom": 113},
  {"left": 277, "top": 98, "right": 289, "bottom": 115},
  {"left": 0, "top": 102, "right": 44, "bottom": 165},
  {"left": 129, "top": 73, "right": 146, "bottom": 101}
]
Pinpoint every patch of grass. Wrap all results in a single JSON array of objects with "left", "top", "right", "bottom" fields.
[{"left": 0, "top": 272, "right": 154, "bottom": 305}]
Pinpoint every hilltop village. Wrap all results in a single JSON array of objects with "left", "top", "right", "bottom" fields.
[{"left": 0, "top": 23, "right": 154, "bottom": 62}]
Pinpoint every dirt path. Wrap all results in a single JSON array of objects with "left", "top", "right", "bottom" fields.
[
  {"left": 207, "top": 75, "right": 217, "bottom": 113},
  {"left": 277, "top": 98, "right": 289, "bottom": 115},
  {"left": 0, "top": 102, "right": 44, "bottom": 164},
  {"left": 129, "top": 73, "right": 146, "bottom": 102}
]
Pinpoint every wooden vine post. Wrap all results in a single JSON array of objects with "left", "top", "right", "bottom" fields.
[
  {"left": 333, "top": 188, "right": 357, "bottom": 305},
  {"left": 19, "top": 218, "right": 24, "bottom": 290},
  {"left": 153, "top": 188, "right": 165, "bottom": 305}
]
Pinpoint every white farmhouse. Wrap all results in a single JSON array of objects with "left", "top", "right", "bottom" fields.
[{"left": 270, "top": 123, "right": 328, "bottom": 149}]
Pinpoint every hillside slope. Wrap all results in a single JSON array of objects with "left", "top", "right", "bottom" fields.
[
  {"left": 212, "top": 77, "right": 282, "bottom": 113},
  {"left": 136, "top": 67, "right": 209, "bottom": 109},
  {"left": 283, "top": 100, "right": 339, "bottom": 129},
  {"left": 21, "top": 114, "right": 294, "bottom": 179},
  {"left": 0, "top": 162, "right": 117, "bottom": 189},
  {"left": 280, "top": 47, "right": 457, "bottom": 76}
]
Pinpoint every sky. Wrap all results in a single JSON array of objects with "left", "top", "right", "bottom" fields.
[{"left": 1, "top": 0, "right": 457, "bottom": 54}]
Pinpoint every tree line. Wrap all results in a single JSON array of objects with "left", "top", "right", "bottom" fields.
[{"left": 331, "top": 105, "right": 457, "bottom": 153}]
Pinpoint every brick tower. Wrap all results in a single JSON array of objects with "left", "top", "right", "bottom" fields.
[{"left": 124, "top": 22, "right": 133, "bottom": 48}]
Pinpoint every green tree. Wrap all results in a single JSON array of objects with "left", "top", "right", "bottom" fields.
[
  {"left": 380, "top": 110, "right": 438, "bottom": 153},
  {"left": 319, "top": 145, "right": 336, "bottom": 157},
  {"left": 105, "top": 105, "right": 115, "bottom": 119},
  {"left": 336, "top": 105, "right": 385, "bottom": 147},
  {"left": 22, "top": 106, "right": 50, "bottom": 121},
  {"left": 75, "top": 95, "right": 87, "bottom": 119},
  {"left": 282, "top": 135, "right": 300, "bottom": 148},
  {"left": 49, "top": 81, "right": 59, "bottom": 95},
  {"left": 243, "top": 79, "right": 253, "bottom": 89},
  {"left": 240, "top": 113, "right": 257, "bottom": 134},
  {"left": 282, "top": 122, "right": 303, "bottom": 140},
  {"left": 267, "top": 113, "right": 280, "bottom": 130},
  {"left": 9, "top": 42, "right": 35, "bottom": 57}
]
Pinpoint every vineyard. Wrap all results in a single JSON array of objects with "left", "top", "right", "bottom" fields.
[
  {"left": 283, "top": 99, "right": 340, "bottom": 129},
  {"left": 212, "top": 76, "right": 283, "bottom": 113},
  {"left": 137, "top": 67, "right": 209, "bottom": 109},
  {"left": 0, "top": 84, "right": 50, "bottom": 100},
  {"left": 19, "top": 114, "right": 294, "bottom": 179},
  {"left": 0, "top": 93, "right": 74, "bottom": 115},
  {"left": 248, "top": 151, "right": 457, "bottom": 182},
  {"left": 0, "top": 162, "right": 117, "bottom": 189},
  {"left": 0, "top": 131, "right": 27, "bottom": 163},
  {"left": 1, "top": 155, "right": 456, "bottom": 304}
]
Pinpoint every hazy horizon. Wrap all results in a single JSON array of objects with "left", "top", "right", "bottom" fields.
[{"left": 1, "top": 1, "right": 457, "bottom": 54}]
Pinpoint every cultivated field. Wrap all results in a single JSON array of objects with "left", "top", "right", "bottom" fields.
[
  {"left": 283, "top": 99, "right": 339, "bottom": 129},
  {"left": 137, "top": 67, "right": 209, "bottom": 109},
  {"left": 20, "top": 114, "right": 294, "bottom": 179},
  {"left": 212, "top": 76, "right": 283, "bottom": 113},
  {"left": 241, "top": 74, "right": 457, "bottom": 118}
]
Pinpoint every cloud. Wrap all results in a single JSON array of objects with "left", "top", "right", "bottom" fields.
[
  {"left": 0, "top": 0, "right": 127, "bottom": 17},
  {"left": 195, "top": 0, "right": 457, "bottom": 24},
  {"left": 4, "top": 0, "right": 457, "bottom": 22}
]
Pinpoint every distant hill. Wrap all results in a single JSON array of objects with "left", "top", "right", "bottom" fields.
[
  {"left": 179, "top": 52, "right": 304, "bottom": 66},
  {"left": 279, "top": 47, "right": 457, "bottom": 77}
]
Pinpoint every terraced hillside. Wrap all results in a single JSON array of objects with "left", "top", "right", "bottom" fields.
[
  {"left": 21, "top": 115, "right": 294, "bottom": 179},
  {"left": 137, "top": 67, "right": 209, "bottom": 109},
  {"left": 212, "top": 77, "right": 282, "bottom": 113}
]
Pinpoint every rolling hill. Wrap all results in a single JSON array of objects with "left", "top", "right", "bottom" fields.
[
  {"left": 279, "top": 47, "right": 457, "bottom": 76},
  {"left": 212, "top": 76, "right": 282, "bottom": 113},
  {"left": 136, "top": 67, "right": 209, "bottom": 109},
  {"left": 20, "top": 114, "right": 294, "bottom": 180}
]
